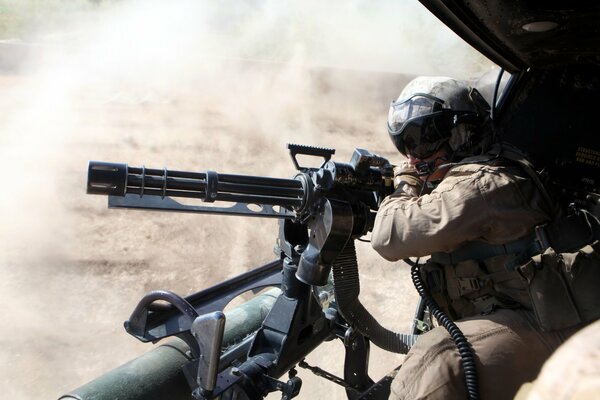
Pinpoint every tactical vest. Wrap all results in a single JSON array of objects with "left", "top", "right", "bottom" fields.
[{"left": 421, "top": 148, "right": 600, "bottom": 331}]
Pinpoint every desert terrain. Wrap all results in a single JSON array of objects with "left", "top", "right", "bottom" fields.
[
  {"left": 0, "top": 2, "right": 495, "bottom": 399},
  {"left": 0, "top": 47, "right": 421, "bottom": 400}
]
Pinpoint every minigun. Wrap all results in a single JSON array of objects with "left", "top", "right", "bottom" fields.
[{"left": 63, "top": 144, "right": 420, "bottom": 400}]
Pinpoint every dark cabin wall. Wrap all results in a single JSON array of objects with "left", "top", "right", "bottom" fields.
[{"left": 495, "top": 64, "right": 600, "bottom": 210}]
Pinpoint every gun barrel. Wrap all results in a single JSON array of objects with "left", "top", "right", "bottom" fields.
[{"left": 87, "top": 161, "right": 305, "bottom": 208}]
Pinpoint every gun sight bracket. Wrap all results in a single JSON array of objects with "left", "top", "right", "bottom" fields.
[{"left": 287, "top": 143, "right": 335, "bottom": 172}]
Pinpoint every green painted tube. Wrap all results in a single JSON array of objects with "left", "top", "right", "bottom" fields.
[{"left": 60, "top": 288, "right": 280, "bottom": 400}]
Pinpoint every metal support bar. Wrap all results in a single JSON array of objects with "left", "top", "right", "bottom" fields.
[{"left": 109, "top": 194, "right": 296, "bottom": 218}]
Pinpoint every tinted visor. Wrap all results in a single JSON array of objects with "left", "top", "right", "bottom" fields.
[{"left": 388, "top": 94, "right": 453, "bottom": 159}]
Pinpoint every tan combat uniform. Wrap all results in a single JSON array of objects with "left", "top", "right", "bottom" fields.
[
  {"left": 514, "top": 319, "right": 600, "bottom": 400},
  {"left": 372, "top": 153, "right": 577, "bottom": 400}
]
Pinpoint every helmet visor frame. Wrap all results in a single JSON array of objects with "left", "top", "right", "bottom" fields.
[
  {"left": 388, "top": 93, "right": 476, "bottom": 159},
  {"left": 388, "top": 93, "right": 445, "bottom": 127}
]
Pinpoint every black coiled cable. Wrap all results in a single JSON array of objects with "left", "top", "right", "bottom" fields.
[{"left": 409, "top": 261, "right": 480, "bottom": 400}]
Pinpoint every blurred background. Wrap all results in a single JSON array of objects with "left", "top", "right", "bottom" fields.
[{"left": 0, "top": 1, "right": 495, "bottom": 398}]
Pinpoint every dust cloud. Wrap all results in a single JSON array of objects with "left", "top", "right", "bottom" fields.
[{"left": 0, "top": 1, "right": 494, "bottom": 399}]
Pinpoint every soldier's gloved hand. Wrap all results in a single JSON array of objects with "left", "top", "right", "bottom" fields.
[{"left": 393, "top": 162, "right": 423, "bottom": 197}]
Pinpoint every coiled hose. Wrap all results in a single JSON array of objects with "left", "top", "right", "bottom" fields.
[
  {"left": 331, "top": 240, "right": 418, "bottom": 354},
  {"left": 409, "top": 261, "right": 480, "bottom": 400}
]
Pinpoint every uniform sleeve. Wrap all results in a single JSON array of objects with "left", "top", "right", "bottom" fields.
[{"left": 371, "top": 169, "right": 493, "bottom": 261}]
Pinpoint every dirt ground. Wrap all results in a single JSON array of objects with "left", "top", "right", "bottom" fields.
[
  {"left": 0, "top": 1, "right": 506, "bottom": 397},
  {"left": 0, "top": 59, "right": 420, "bottom": 399}
]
